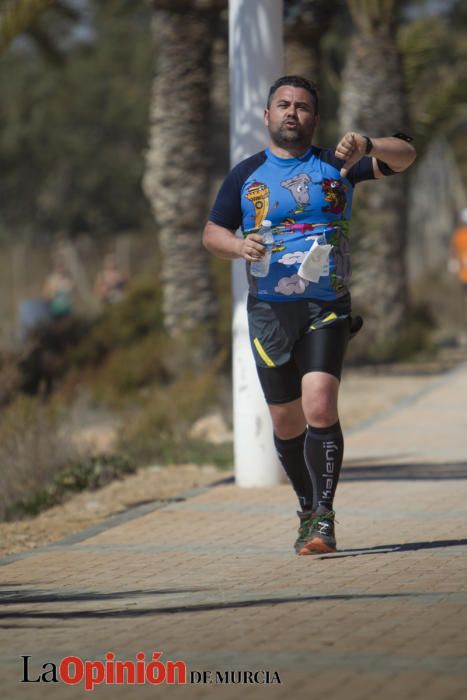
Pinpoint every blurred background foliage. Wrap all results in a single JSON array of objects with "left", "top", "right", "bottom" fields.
[
  {"left": 0, "top": 0, "right": 465, "bottom": 240},
  {"left": 0, "top": 0, "right": 154, "bottom": 238},
  {"left": 0, "top": 0, "right": 466, "bottom": 517},
  {"left": 399, "top": 1, "right": 467, "bottom": 177}
]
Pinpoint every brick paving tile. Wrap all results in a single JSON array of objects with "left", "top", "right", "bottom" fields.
[{"left": 1, "top": 363, "right": 467, "bottom": 700}]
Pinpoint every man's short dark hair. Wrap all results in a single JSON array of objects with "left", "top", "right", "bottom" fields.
[{"left": 267, "top": 75, "right": 319, "bottom": 113}]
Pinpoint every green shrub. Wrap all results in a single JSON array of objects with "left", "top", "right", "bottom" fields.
[
  {"left": 84, "top": 333, "right": 173, "bottom": 407},
  {"left": 347, "top": 303, "right": 436, "bottom": 364},
  {"left": 117, "top": 362, "right": 232, "bottom": 467},
  {"left": 389, "top": 303, "right": 436, "bottom": 361},
  {"left": 146, "top": 440, "right": 233, "bottom": 470},
  {"left": 0, "top": 274, "right": 232, "bottom": 523},
  {"left": 6, "top": 453, "right": 136, "bottom": 520},
  {"left": 70, "top": 277, "right": 164, "bottom": 367},
  {"left": 0, "top": 395, "right": 77, "bottom": 520}
]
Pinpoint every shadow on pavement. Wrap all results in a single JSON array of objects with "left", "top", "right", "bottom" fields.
[
  {"left": 0, "top": 590, "right": 454, "bottom": 621},
  {"left": 341, "top": 461, "right": 467, "bottom": 480},
  {"left": 0, "top": 587, "right": 207, "bottom": 605},
  {"left": 323, "top": 538, "right": 467, "bottom": 559}
]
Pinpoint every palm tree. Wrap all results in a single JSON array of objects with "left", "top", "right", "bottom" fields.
[
  {"left": 284, "top": 0, "right": 340, "bottom": 82},
  {"left": 0, "top": 0, "right": 78, "bottom": 60},
  {"left": 339, "top": 0, "right": 411, "bottom": 355},
  {"left": 143, "top": 0, "right": 225, "bottom": 359},
  {"left": 399, "top": 4, "right": 467, "bottom": 179},
  {"left": 398, "top": 5, "right": 467, "bottom": 331},
  {"left": 0, "top": 0, "right": 53, "bottom": 50}
]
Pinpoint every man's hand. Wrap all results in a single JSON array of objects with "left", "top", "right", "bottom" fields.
[
  {"left": 335, "top": 132, "right": 367, "bottom": 178},
  {"left": 238, "top": 234, "right": 267, "bottom": 262},
  {"left": 203, "top": 222, "right": 268, "bottom": 261}
]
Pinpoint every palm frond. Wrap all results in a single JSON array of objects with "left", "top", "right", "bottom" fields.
[
  {"left": 346, "top": 0, "right": 399, "bottom": 33},
  {"left": 399, "top": 13, "right": 467, "bottom": 147},
  {"left": 0, "top": 0, "right": 56, "bottom": 51}
]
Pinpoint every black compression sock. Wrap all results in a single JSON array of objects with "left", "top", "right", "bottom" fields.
[
  {"left": 273, "top": 431, "right": 313, "bottom": 512},
  {"left": 304, "top": 422, "right": 344, "bottom": 512}
]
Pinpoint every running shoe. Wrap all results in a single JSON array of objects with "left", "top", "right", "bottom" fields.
[
  {"left": 294, "top": 510, "right": 314, "bottom": 554},
  {"left": 298, "top": 506, "right": 336, "bottom": 555}
]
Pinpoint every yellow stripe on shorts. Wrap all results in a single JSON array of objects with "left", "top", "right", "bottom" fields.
[
  {"left": 309, "top": 312, "right": 338, "bottom": 331},
  {"left": 253, "top": 337, "right": 276, "bottom": 367}
]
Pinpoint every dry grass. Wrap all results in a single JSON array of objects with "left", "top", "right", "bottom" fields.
[{"left": 0, "top": 395, "right": 78, "bottom": 520}]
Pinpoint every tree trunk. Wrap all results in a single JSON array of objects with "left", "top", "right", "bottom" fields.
[
  {"left": 285, "top": 0, "right": 339, "bottom": 145},
  {"left": 284, "top": 0, "right": 337, "bottom": 83},
  {"left": 209, "top": 26, "right": 229, "bottom": 194},
  {"left": 143, "top": 4, "right": 221, "bottom": 358},
  {"left": 339, "top": 7, "right": 411, "bottom": 353}
]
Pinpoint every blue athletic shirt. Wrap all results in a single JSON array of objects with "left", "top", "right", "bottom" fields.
[{"left": 208, "top": 146, "right": 375, "bottom": 301}]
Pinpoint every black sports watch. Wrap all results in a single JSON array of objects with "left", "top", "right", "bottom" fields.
[
  {"left": 392, "top": 131, "right": 414, "bottom": 143},
  {"left": 363, "top": 135, "right": 373, "bottom": 155}
]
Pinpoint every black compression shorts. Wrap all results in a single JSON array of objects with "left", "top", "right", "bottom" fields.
[{"left": 247, "top": 294, "right": 352, "bottom": 404}]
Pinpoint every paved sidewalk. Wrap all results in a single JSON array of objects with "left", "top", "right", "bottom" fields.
[{"left": 1, "top": 364, "right": 467, "bottom": 699}]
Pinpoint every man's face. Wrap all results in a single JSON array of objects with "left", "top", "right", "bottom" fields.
[{"left": 264, "top": 86, "right": 319, "bottom": 150}]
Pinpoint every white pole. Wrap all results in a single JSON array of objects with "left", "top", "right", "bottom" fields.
[{"left": 229, "top": 0, "right": 284, "bottom": 486}]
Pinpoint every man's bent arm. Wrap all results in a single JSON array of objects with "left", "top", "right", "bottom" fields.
[
  {"left": 203, "top": 221, "right": 266, "bottom": 262},
  {"left": 335, "top": 132, "right": 416, "bottom": 178},
  {"left": 368, "top": 136, "right": 416, "bottom": 176}
]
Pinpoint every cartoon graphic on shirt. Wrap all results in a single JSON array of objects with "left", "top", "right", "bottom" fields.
[
  {"left": 277, "top": 220, "right": 328, "bottom": 237},
  {"left": 328, "top": 222, "right": 351, "bottom": 290},
  {"left": 281, "top": 174, "right": 312, "bottom": 213},
  {"left": 245, "top": 181, "right": 270, "bottom": 228},
  {"left": 278, "top": 251, "right": 306, "bottom": 266},
  {"left": 217, "top": 147, "right": 376, "bottom": 301},
  {"left": 272, "top": 240, "right": 286, "bottom": 253},
  {"left": 321, "top": 178, "right": 348, "bottom": 216},
  {"left": 274, "top": 274, "right": 309, "bottom": 296}
]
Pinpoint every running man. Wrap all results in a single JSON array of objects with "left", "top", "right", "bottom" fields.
[{"left": 203, "top": 76, "right": 416, "bottom": 555}]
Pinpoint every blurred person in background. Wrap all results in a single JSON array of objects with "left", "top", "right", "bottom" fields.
[
  {"left": 43, "top": 251, "right": 75, "bottom": 319},
  {"left": 450, "top": 208, "right": 467, "bottom": 331},
  {"left": 94, "top": 253, "right": 128, "bottom": 306}
]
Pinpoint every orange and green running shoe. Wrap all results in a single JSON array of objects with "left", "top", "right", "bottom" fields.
[
  {"left": 294, "top": 510, "right": 314, "bottom": 554},
  {"left": 298, "top": 507, "right": 337, "bottom": 555}
]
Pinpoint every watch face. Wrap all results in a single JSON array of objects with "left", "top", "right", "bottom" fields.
[{"left": 392, "top": 132, "right": 414, "bottom": 142}]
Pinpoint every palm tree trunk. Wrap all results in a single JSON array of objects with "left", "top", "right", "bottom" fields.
[
  {"left": 285, "top": 0, "right": 338, "bottom": 82},
  {"left": 143, "top": 2, "right": 223, "bottom": 358},
  {"left": 339, "top": 1, "right": 411, "bottom": 354}
]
